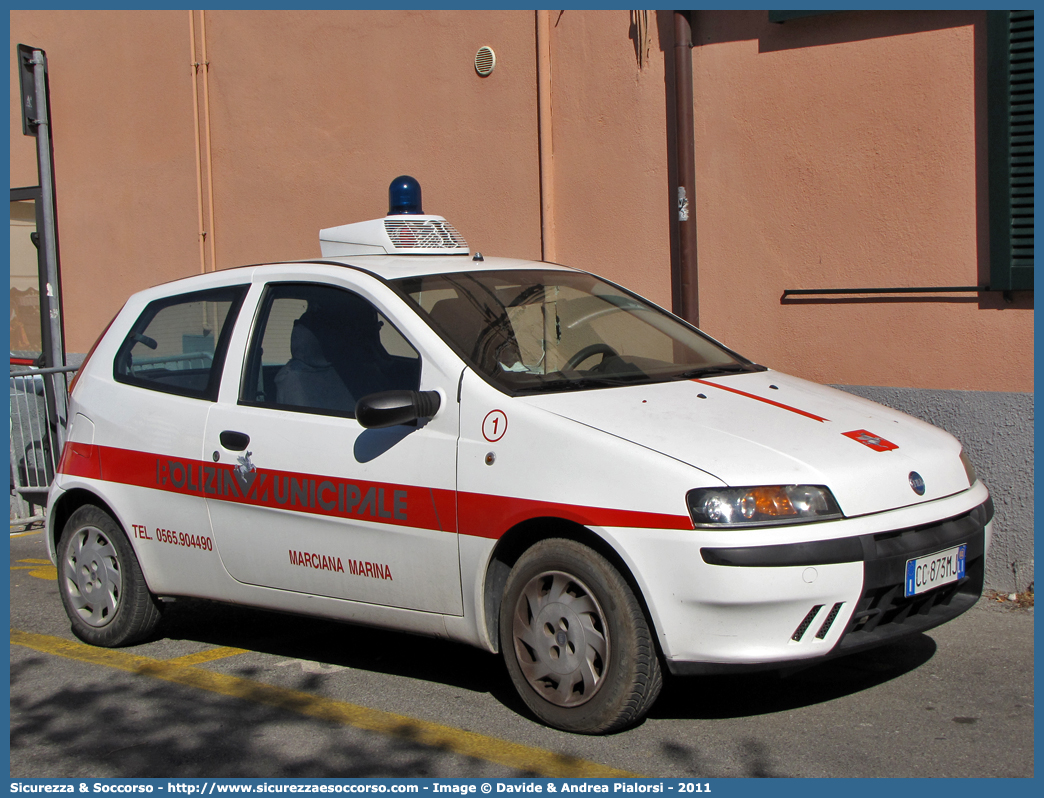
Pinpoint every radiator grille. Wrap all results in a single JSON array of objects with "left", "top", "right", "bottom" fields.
[{"left": 836, "top": 505, "right": 987, "bottom": 654}]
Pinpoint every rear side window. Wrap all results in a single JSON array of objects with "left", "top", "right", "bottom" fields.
[{"left": 114, "top": 285, "right": 248, "bottom": 401}]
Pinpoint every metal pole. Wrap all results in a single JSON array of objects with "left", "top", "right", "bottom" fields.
[
  {"left": 30, "top": 49, "right": 67, "bottom": 448},
  {"left": 536, "top": 10, "right": 556, "bottom": 264},
  {"left": 30, "top": 50, "right": 63, "bottom": 371},
  {"left": 674, "top": 12, "right": 699, "bottom": 328}
]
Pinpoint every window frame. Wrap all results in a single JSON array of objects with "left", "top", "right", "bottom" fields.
[
  {"left": 237, "top": 281, "right": 423, "bottom": 420},
  {"left": 112, "top": 284, "right": 248, "bottom": 402},
  {"left": 390, "top": 268, "right": 762, "bottom": 397}
]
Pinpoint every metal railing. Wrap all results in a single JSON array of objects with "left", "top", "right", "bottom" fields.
[{"left": 10, "top": 363, "right": 76, "bottom": 527}]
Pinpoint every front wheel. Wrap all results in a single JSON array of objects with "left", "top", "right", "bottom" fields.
[
  {"left": 499, "top": 538, "right": 662, "bottom": 733},
  {"left": 57, "top": 505, "right": 161, "bottom": 646}
]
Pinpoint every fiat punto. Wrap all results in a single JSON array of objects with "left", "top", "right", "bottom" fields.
[{"left": 48, "top": 178, "right": 992, "bottom": 733}]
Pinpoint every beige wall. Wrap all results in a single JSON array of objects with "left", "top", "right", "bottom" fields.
[
  {"left": 200, "top": 10, "right": 542, "bottom": 269},
  {"left": 545, "top": 11, "right": 674, "bottom": 310},
  {"left": 690, "top": 10, "right": 1032, "bottom": 392},
  {"left": 10, "top": 9, "right": 1032, "bottom": 393},
  {"left": 11, "top": 10, "right": 203, "bottom": 351},
  {"left": 10, "top": 10, "right": 546, "bottom": 354}
]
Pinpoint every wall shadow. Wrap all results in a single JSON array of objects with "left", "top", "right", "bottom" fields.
[
  {"left": 780, "top": 295, "right": 983, "bottom": 306},
  {"left": 10, "top": 651, "right": 515, "bottom": 778},
  {"left": 780, "top": 292, "right": 1032, "bottom": 308},
  {"left": 691, "top": 10, "right": 981, "bottom": 53}
]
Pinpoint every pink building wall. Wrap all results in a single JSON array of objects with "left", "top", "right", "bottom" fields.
[
  {"left": 690, "top": 11, "right": 1032, "bottom": 393},
  {"left": 10, "top": 10, "right": 1032, "bottom": 393},
  {"left": 8, "top": 10, "right": 1034, "bottom": 588}
]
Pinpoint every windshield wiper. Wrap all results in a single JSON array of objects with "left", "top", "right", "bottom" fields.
[
  {"left": 670, "top": 363, "right": 764, "bottom": 380},
  {"left": 519, "top": 373, "right": 652, "bottom": 393}
]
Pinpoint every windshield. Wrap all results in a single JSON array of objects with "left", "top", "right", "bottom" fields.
[{"left": 395, "top": 269, "right": 763, "bottom": 394}]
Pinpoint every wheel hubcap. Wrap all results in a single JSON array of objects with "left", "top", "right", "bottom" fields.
[
  {"left": 511, "top": 570, "right": 609, "bottom": 707},
  {"left": 63, "top": 525, "right": 121, "bottom": 627}
]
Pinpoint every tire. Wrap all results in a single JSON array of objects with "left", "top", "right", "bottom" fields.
[
  {"left": 499, "top": 538, "right": 662, "bottom": 733},
  {"left": 57, "top": 505, "right": 161, "bottom": 647}
]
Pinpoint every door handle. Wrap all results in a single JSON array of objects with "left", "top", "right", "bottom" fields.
[{"left": 219, "top": 430, "right": 250, "bottom": 451}]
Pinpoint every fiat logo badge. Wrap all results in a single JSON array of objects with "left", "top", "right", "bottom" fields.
[{"left": 909, "top": 472, "right": 926, "bottom": 496}]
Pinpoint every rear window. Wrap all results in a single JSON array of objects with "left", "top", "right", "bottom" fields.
[{"left": 113, "top": 285, "right": 248, "bottom": 401}]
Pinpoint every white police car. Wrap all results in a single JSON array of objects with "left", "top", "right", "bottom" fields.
[{"left": 49, "top": 177, "right": 992, "bottom": 734}]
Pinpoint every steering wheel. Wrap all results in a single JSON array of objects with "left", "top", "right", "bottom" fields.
[{"left": 564, "top": 343, "right": 619, "bottom": 371}]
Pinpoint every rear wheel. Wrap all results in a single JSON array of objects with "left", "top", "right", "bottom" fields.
[
  {"left": 57, "top": 505, "right": 161, "bottom": 646},
  {"left": 500, "top": 538, "right": 662, "bottom": 733}
]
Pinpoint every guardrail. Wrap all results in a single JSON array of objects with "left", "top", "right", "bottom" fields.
[{"left": 10, "top": 363, "right": 77, "bottom": 527}]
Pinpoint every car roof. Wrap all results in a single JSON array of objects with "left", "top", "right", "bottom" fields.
[
  {"left": 141, "top": 254, "right": 581, "bottom": 298},
  {"left": 312, "top": 253, "right": 578, "bottom": 280}
]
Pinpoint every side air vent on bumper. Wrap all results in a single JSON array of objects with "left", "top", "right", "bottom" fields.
[{"left": 791, "top": 605, "right": 824, "bottom": 642}]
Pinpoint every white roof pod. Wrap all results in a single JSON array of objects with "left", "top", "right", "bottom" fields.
[{"left": 320, "top": 176, "right": 470, "bottom": 257}]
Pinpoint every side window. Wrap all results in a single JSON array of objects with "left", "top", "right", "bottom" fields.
[
  {"left": 241, "top": 283, "right": 421, "bottom": 418},
  {"left": 114, "top": 285, "right": 247, "bottom": 401}
]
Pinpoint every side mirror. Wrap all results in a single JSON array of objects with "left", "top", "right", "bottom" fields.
[{"left": 355, "top": 390, "right": 442, "bottom": 429}]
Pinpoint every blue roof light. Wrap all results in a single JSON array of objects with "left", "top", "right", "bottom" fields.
[{"left": 388, "top": 175, "right": 423, "bottom": 215}]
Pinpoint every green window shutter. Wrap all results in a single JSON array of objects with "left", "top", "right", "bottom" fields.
[{"left": 988, "top": 11, "right": 1034, "bottom": 291}]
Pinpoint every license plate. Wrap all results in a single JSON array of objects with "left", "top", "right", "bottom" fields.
[{"left": 905, "top": 544, "right": 966, "bottom": 597}]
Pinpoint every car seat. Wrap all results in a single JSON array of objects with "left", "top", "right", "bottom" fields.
[{"left": 274, "top": 315, "right": 356, "bottom": 413}]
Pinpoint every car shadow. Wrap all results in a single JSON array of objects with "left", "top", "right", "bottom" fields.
[
  {"left": 155, "top": 597, "right": 936, "bottom": 726},
  {"left": 649, "top": 633, "right": 938, "bottom": 721},
  {"left": 353, "top": 424, "right": 417, "bottom": 462},
  {"left": 155, "top": 598, "right": 530, "bottom": 715}
]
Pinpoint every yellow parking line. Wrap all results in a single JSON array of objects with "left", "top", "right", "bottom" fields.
[
  {"left": 10, "top": 530, "right": 43, "bottom": 538},
  {"left": 165, "top": 646, "right": 249, "bottom": 666},
  {"left": 10, "top": 629, "right": 639, "bottom": 778},
  {"left": 10, "top": 561, "right": 58, "bottom": 580}
]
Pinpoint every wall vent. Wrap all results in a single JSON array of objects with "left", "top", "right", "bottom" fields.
[{"left": 475, "top": 46, "right": 496, "bottom": 76}]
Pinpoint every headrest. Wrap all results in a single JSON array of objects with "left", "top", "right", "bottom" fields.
[{"left": 289, "top": 320, "right": 331, "bottom": 368}]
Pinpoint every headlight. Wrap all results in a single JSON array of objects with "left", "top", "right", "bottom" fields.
[
  {"left": 960, "top": 450, "right": 977, "bottom": 487},
  {"left": 686, "top": 485, "right": 843, "bottom": 528}
]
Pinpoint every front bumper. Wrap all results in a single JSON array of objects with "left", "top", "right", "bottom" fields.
[
  {"left": 831, "top": 495, "right": 991, "bottom": 658},
  {"left": 661, "top": 495, "right": 992, "bottom": 675},
  {"left": 600, "top": 487, "right": 992, "bottom": 675}
]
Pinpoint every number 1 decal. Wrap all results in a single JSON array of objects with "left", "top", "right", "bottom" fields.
[{"left": 482, "top": 409, "right": 508, "bottom": 442}]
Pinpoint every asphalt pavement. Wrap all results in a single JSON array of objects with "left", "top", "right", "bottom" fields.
[{"left": 9, "top": 527, "right": 1034, "bottom": 779}]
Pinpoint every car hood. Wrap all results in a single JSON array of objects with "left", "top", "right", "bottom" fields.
[{"left": 522, "top": 370, "right": 971, "bottom": 518}]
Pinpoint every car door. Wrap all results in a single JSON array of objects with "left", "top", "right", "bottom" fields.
[
  {"left": 66, "top": 281, "right": 249, "bottom": 598},
  {"left": 203, "top": 272, "right": 462, "bottom": 615}
]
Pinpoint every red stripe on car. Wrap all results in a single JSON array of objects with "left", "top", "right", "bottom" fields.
[
  {"left": 57, "top": 445, "right": 692, "bottom": 537},
  {"left": 457, "top": 492, "right": 693, "bottom": 538},
  {"left": 692, "top": 379, "right": 828, "bottom": 423}
]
